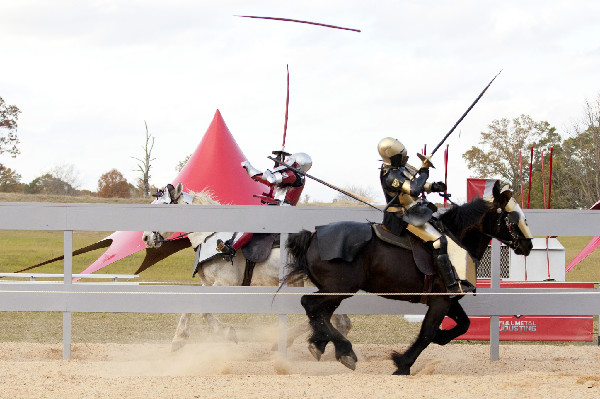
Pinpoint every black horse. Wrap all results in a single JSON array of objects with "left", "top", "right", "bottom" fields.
[{"left": 284, "top": 181, "right": 533, "bottom": 375}]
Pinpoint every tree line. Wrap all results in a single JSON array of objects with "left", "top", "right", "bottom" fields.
[
  {"left": 2, "top": 92, "right": 600, "bottom": 207},
  {"left": 0, "top": 163, "right": 149, "bottom": 199}
]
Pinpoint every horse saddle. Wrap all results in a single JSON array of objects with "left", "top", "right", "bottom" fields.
[
  {"left": 241, "top": 233, "right": 279, "bottom": 263},
  {"left": 315, "top": 221, "right": 435, "bottom": 276}
]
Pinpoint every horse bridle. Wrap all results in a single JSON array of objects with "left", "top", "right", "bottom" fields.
[
  {"left": 482, "top": 207, "right": 526, "bottom": 250},
  {"left": 152, "top": 187, "right": 177, "bottom": 204},
  {"left": 150, "top": 187, "right": 192, "bottom": 243}
]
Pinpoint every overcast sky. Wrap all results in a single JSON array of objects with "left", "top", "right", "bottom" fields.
[{"left": 1, "top": 1, "right": 599, "bottom": 204}]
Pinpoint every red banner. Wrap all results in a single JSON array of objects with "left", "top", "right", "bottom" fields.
[
  {"left": 466, "top": 178, "right": 498, "bottom": 201},
  {"left": 441, "top": 280, "right": 595, "bottom": 341}
]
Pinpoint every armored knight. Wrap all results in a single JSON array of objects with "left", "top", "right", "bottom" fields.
[
  {"left": 216, "top": 151, "right": 312, "bottom": 257},
  {"left": 378, "top": 137, "right": 475, "bottom": 295}
]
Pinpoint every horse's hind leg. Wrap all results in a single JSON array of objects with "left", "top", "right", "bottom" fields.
[
  {"left": 283, "top": 313, "right": 351, "bottom": 349},
  {"left": 391, "top": 297, "right": 451, "bottom": 375},
  {"left": 270, "top": 313, "right": 352, "bottom": 352},
  {"left": 432, "top": 301, "right": 470, "bottom": 345},
  {"left": 301, "top": 293, "right": 357, "bottom": 370},
  {"left": 172, "top": 313, "right": 192, "bottom": 352},
  {"left": 203, "top": 313, "right": 239, "bottom": 343}
]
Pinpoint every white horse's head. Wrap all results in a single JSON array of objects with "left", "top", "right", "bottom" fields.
[{"left": 142, "top": 182, "right": 219, "bottom": 248}]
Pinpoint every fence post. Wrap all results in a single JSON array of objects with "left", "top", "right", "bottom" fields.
[
  {"left": 489, "top": 239, "right": 501, "bottom": 361},
  {"left": 63, "top": 230, "right": 73, "bottom": 360}
]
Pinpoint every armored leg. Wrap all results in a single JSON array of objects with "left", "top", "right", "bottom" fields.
[
  {"left": 407, "top": 222, "right": 476, "bottom": 294},
  {"left": 216, "top": 239, "right": 236, "bottom": 257},
  {"left": 433, "top": 236, "right": 473, "bottom": 295}
]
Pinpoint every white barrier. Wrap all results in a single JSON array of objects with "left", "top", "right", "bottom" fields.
[{"left": 1, "top": 202, "right": 599, "bottom": 360}]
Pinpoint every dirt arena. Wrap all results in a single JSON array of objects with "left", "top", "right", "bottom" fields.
[{"left": 1, "top": 341, "right": 599, "bottom": 399}]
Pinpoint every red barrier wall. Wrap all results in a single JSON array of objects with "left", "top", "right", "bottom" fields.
[{"left": 441, "top": 280, "right": 595, "bottom": 341}]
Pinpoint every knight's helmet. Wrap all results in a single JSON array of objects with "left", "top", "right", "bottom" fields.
[
  {"left": 285, "top": 152, "right": 312, "bottom": 173},
  {"left": 378, "top": 137, "right": 408, "bottom": 167}
]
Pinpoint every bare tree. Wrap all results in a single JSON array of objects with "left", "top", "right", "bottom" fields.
[
  {"left": 132, "top": 121, "right": 155, "bottom": 197},
  {"left": 333, "top": 184, "right": 376, "bottom": 204},
  {"left": 176, "top": 153, "right": 191, "bottom": 172},
  {"left": 48, "top": 163, "right": 82, "bottom": 190}
]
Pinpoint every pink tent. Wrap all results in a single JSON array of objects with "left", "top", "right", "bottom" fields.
[
  {"left": 565, "top": 199, "right": 600, "bottom": 273},
  {"left": 19, "top": 110, "right": 266, "bottom": 275}
]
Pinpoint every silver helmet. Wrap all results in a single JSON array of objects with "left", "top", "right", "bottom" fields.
[
  {"left": 286, "top": 152, "right": 312, "bottom": 173},
  {"left": 378, "top": 137, "right": 408, "bottom": 167}
]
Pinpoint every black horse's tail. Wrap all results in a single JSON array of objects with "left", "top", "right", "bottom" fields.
[{"left": 282, "top": 229, "right": 314, "bottom": 286}]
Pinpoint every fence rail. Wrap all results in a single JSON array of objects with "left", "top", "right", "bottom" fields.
[{"left": 1, "top": 202, "right": 599, "bottom": 360}]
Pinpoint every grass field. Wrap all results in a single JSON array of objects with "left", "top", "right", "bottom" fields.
[{"left": 1, "top": 193, "right": 599, "bottom": 346}]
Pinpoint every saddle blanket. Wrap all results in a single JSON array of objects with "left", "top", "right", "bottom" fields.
[{"left": 315, "top": 221, "right": 435, "bottom": 276}]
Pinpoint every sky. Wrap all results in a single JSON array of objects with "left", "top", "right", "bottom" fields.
[{"left": 1, "top": 0, "right": 599, "bottom": 204}]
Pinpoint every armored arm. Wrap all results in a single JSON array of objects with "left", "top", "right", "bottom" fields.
[
  {"left": 424, "top": 181, "right": 447, "bottom": 193},
  {"left": 407, "top": 168, "right": 429, "bottom": 196},
  {"left": 241, "top": 161, "right": 282, "bottom": 185},
  {"left": 383, "top": 167, "right": 429, "bottom": 197},
  {"left": 241, "top": 161, "right": 262, "bottom": 178}
]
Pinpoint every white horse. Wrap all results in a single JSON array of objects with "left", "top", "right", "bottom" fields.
[{"left": 142, "top": 183, "right": 351, "bottom": 351}]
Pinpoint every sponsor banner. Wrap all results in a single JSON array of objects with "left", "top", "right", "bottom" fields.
[{"left": 441, "top": 280, "right": 595, "bottom": 341}]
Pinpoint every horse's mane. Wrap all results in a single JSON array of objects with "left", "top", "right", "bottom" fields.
[
  {"left": 439, "top": 198, "right": 493, "bottom": 238},
  {"left": 188, "top": 190, "right": 221, "bottom": 206}
]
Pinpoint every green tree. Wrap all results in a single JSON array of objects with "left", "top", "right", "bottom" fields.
[
  {"left": 462, "top": 115, "right": 561, "bottom": 207},
  {"left": 553, "top": 94, "right": 600, "bottom": 208},
  {"left": 25, "top": 173, "right": 77, "bottom": 195},
  {"left": 0, "top": 96, "right": 21, "bottom": 157},
  {"left": 97, "top": 169, "right": 131, "bottom": 198}
]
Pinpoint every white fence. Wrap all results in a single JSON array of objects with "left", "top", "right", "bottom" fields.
[{"left": 1, "top": 202, "right": 599, "bottom": 360}]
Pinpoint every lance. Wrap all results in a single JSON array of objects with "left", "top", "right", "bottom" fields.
[
  {"left": 272, "top": 65, "right": 291, "bottom": 166},
  {"left": 267, "top": 156, "right": 383, "bottom": 211},
  {"left": 417, "top": 70, "right": 502, "bottom": 169}
]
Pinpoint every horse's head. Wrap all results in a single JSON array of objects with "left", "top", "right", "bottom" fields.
[
  {"left": 142, "top": 183, "right": 219, "bottom": 248},
  {"left": 152, "top": 182, "right": 185, "bottom": 205},
  {"left": 142, "top": 183, "right": 186, "bottom": 248},
  {"left": 485, "top": 181, "right": 533, "bottom": 256}
]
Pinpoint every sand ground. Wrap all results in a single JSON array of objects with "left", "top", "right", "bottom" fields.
[{"left": 1, "top": 341, "right": 599, "bottom": 399}]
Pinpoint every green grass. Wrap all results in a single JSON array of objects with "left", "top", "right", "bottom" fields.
[{"left": 557, "top": 236, "right": 600, "bottom": 282}]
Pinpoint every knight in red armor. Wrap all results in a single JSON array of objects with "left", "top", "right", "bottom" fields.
[{"left": 216, "top": 151, "right": 312, "bottom": 256}]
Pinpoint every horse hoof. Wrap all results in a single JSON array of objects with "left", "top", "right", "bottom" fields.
[
  {"left": 171, "top": 340, "right": 187, "bottom": 352},
  {"left": 227, "top": 327, "right": 239, "bottom": 344},
  {"left": 339, "top": 355, "right": 356, "bottom": 371},
  {"left": 392, "top": 368, "right": 410, "bottom": 376},
  {"left": 308, "top": 343, "right": 323, "bottom": 361}
]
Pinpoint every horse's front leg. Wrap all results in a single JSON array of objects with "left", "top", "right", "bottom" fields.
[
  {"left": 432, "top": 301, "right": 470, "bottom": 345},
  {"left": 171, "top": 313, "right": 192, "bottom": 352},
  {"left": 301, "top": 293, "right": 357, "bottom": 370},
  {"left": 391, "top": 296, "right": 451, "bottom": 375}
]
